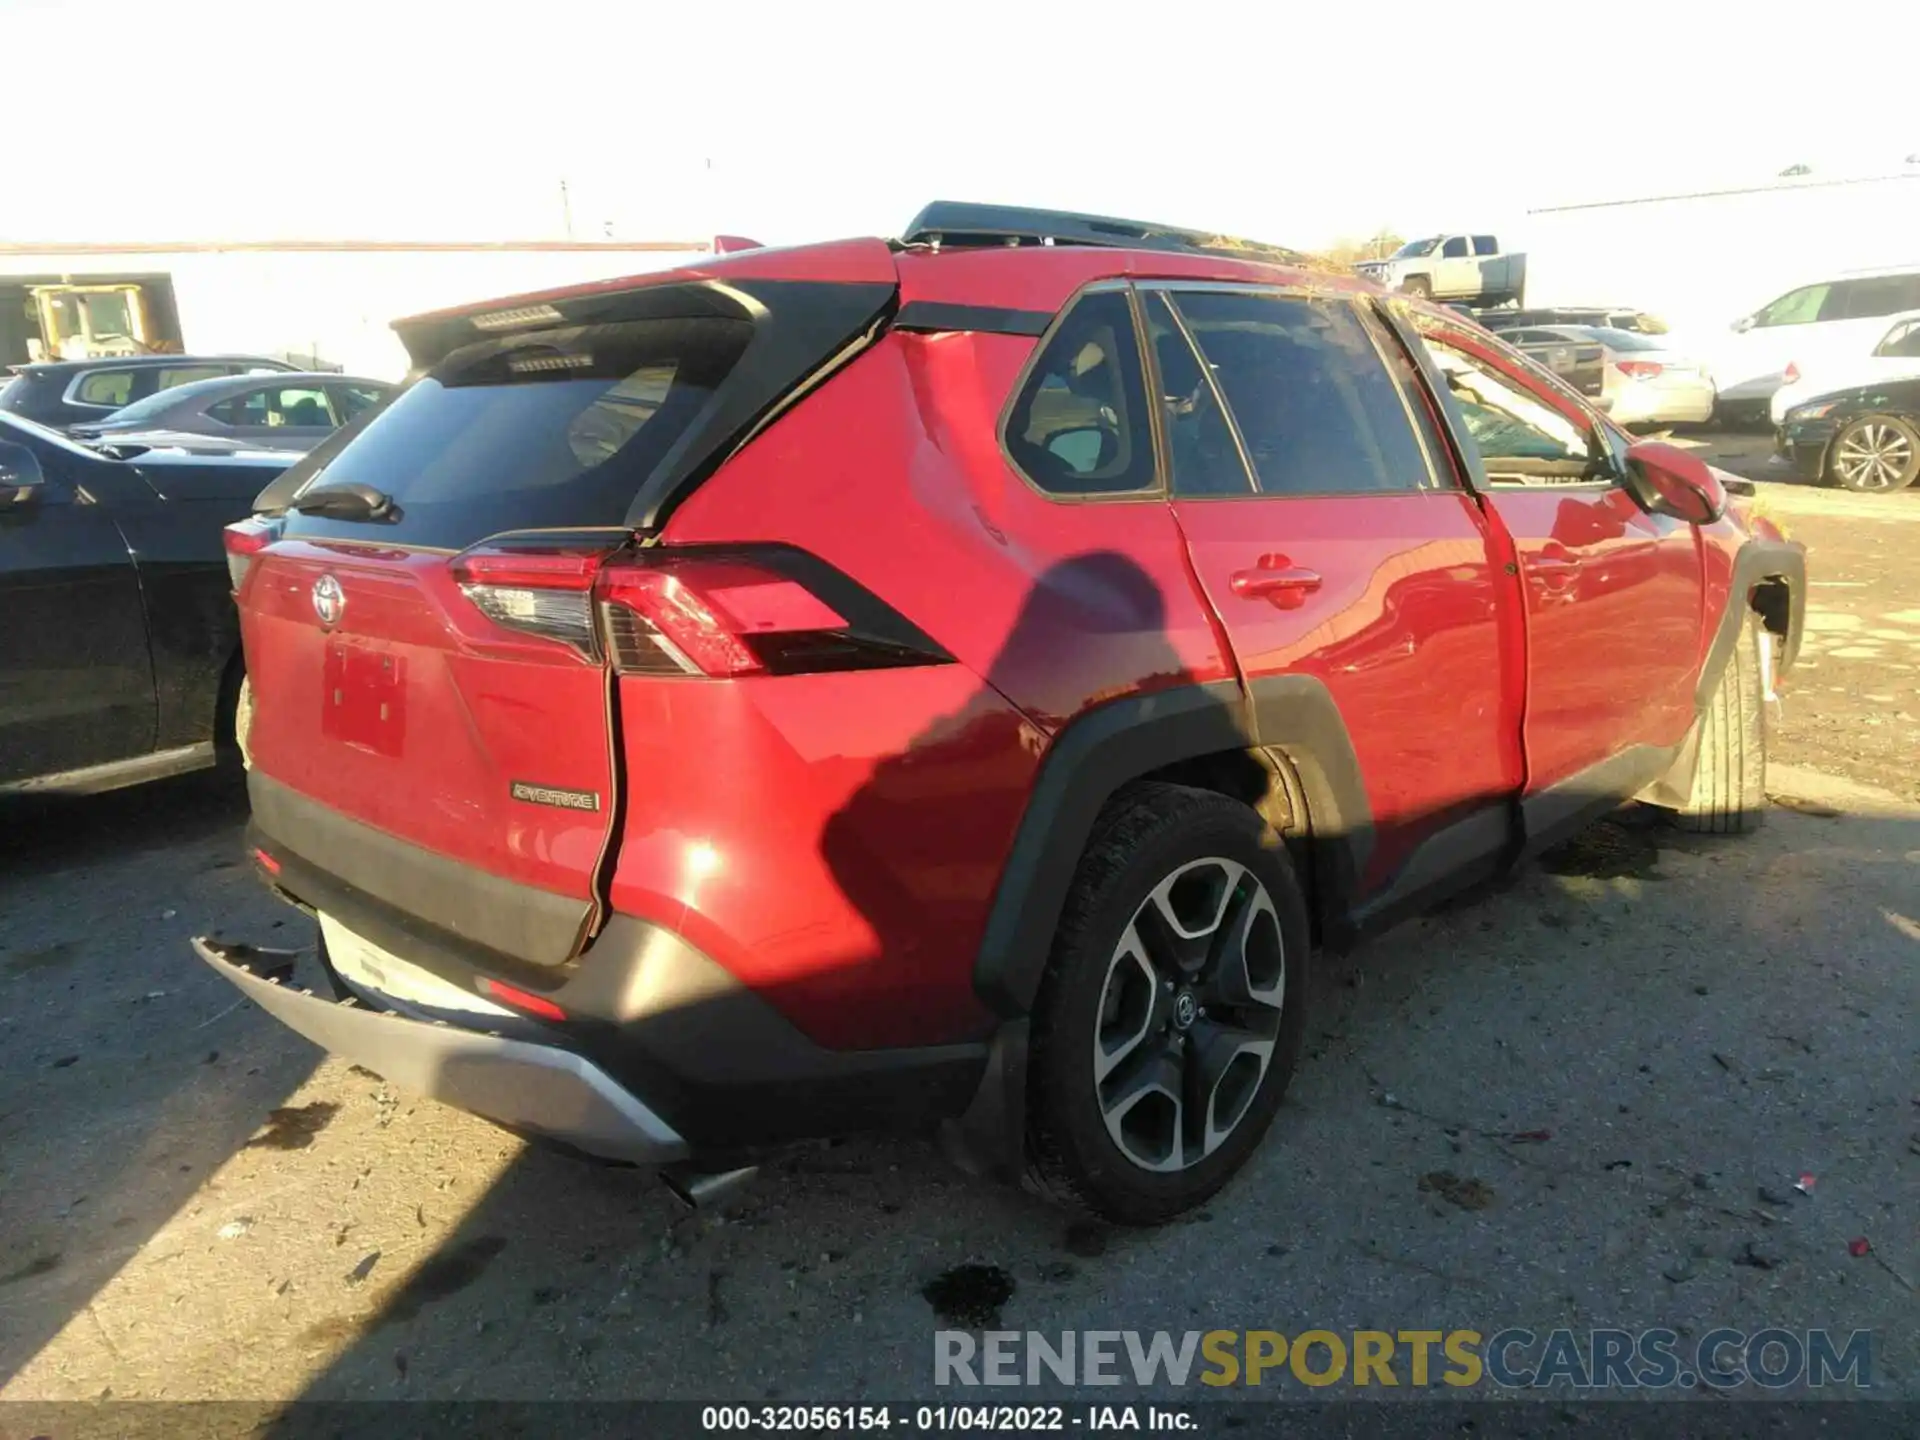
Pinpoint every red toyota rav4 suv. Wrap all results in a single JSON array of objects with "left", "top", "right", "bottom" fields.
[{"left": 201, "top": 205, "right": 1804, "bottom": 1224}]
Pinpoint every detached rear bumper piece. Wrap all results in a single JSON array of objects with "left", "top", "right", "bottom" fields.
[{"left": 191, "top": 936, "right": 690, "bottom": 1165}]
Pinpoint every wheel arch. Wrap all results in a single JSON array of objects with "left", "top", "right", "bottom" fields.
[{"left": 971, "top": 677, "right": 1375, "bottom": 1019}]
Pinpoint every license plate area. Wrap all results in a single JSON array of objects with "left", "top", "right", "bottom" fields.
[{"left": 322, "top": 639, "right": 407, "bottom": 757}]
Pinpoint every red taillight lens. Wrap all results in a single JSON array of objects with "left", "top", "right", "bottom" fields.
[
  {"left": 450, "top": 534, "right": 624, "bottom": 656},
  {"left": 1616, "top": 360, "right": 1664, "bottom": 380},
  {"left": 596, "top": 556, "right": 850, "bottom": 677},
  {"left": 223, "top": 517, "right": 276, "bottom": 592},
  {"left": 449, "top": 535, "right": 950, "bottom": 678}
]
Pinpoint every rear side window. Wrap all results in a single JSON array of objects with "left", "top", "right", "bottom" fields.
[
  {"left": 1141, "top": 293, "right": 1250, "bottom": 497},
  {"left": 1005, "top": 290, "right": 1155, "bottom": 496},
  {"left": 1165, "top": 291, "right": 1434, "bottom": 496},
  {"left": 1471, "top": 235, "right": 1498, "bottom": 256},
  {"left": 158, "top": 365, "right": 232, "bottom": 389},
  {"left": 75, "top": 370, "right": 136, "bottom": 406},
  {"left": 1876, "top": 320, "right": 1920, "bottom": 359},
  {"left": 285, "top": 317, "right": 753, "bottom": 545},
  {"left": 210, "top": 385, "right": 338, "bottom": 428},
  {"left": 1833, "top": 275, "right": 1920, "bottom": 321}
]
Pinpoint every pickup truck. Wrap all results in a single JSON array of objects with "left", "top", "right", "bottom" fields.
[
  {"left": 1356, "top": 235, "right": 1527, "bottom": 306},
  {"left": 0, "top": 412, "right": 292, "bottom": 793}
]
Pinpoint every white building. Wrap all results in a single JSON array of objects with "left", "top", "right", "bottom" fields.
[
  {"left": 1521, "top": 171, "right": 1920, "bottom": 343},
  {"left": 0, "top": 238, "right": 718, "bottom": 380}
]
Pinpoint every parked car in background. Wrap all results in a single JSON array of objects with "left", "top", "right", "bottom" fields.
[
  {"left": 1488, "top": 326, "right": 1606, "bottom": 404},
  {"left": 0, "top": 412, "right": 294, "bottom": 793},
  {"left": 1354, "top": 234, "right": 1526, "bottom": 306},
  {"left": 1500, "top": 325, "right": 1714, "bottom": 427},
  {"left": 1776, "top": 374, "right": 1920, "bottom": 492},
  {"left": 69, "top": 373, "right": 394, "bottom": 456},
  {"left": 1770, "top": 310, "right": 1920, "bottom": 425},
  {"left": 197, "top": 202, "right": 1803, "bottom": 1225},
  {"left": 0, "top": 354, "right": 296, "bottom": 431},
  {"left": 1479, "top": 307, "right": 1669, "bottom": 337},
  {"left": 1712, "top": 267, "right": 1920, "bottom": 421}
]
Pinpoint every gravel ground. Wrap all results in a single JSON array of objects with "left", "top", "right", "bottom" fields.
[{"left": 2, "top": 463, "right": 1916, "bottom": 1409}]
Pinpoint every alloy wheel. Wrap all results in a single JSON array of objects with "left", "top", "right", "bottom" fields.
[
  {"left": 1833, "top": 422, "right": 1914, "bottom": 490},
  {"left": 1093, "top": 857, "right": 1286, "bottom": 1172}
]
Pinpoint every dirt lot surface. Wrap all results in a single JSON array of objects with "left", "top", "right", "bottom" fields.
[{"left": 2, "top": 456, "right": 1916, "bottom": 1410}]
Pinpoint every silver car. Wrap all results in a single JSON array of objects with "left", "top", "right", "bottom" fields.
[{"left": 1500, "top": 325, "right": 1715, "bottom": 427}]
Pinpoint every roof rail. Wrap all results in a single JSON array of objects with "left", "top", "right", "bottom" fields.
[{"left": 900, "top": 201, "right": 1308, "bottom": 266}]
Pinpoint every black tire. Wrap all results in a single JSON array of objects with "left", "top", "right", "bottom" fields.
[
  {"left": 1025, "top": 783, "right": 1310, "bottom": 1224},
  {"left": 1824, "top": 414, "right": 1920, "bottom": 492},
  {"left": 1673, "top": 614, "right": 1767, "bottom": 833},
  {"left": 1400, "top": 276, "right": 1432, "bottom": 299}
]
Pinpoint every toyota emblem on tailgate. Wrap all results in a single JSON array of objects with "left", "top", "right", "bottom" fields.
[{"left": 312, "top": 574, "right": 345, "bottom": 628}]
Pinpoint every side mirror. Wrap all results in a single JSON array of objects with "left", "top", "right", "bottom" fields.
[
  {"left": 1623, "top": 440, "right": 1727, "bottom": 525},
  {"left": 0, "top": 441, "right": 45, "bottom": 506}
]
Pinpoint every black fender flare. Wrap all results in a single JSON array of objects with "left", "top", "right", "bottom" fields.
[
  {"left": 1644, "top": 536, "right": 1806, "bottom": 808},
  {"left": 1696, "top": 537, "right": 1806, "bottom": 710},
  {"left": 970, "top": 676, "right": 1375, "bottom": 1018}
]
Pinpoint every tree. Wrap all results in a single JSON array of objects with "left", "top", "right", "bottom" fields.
[{"left": 1320, "top": 229, "right": 1406, "bottom": 268}]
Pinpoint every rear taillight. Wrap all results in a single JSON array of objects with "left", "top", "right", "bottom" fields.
[
  {"left": 1616, "top": 360, "right": 1664, "bottom": 380},
  {"left": 449, "top": 535, "right": 950, "bottom": 678},
  {"left": 223, "top": 517, "right": 277, "bottom": 592},
  {"left": 450, "top": 537, "right": 612, "bottom": 655},
  {"left": 1783, "top": 362, "right": 1800, "bottom": 384}
]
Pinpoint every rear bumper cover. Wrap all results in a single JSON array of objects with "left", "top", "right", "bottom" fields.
[
  {"left": 225, "top": 816, "right": 992, "bottom": 1158},
  {"left": 192, "top": 936, "right": 690, "bottom": 1164}
]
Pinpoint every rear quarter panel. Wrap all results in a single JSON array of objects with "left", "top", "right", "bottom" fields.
[{"left": 654, "top": 326, "right": 1238, "bottom": 1047}]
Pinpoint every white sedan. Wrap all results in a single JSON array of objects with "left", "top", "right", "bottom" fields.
[
  {"left": 1769, "top": 309, "right": 1920, "bottom": 425},
  {"left": 1504, "top": 324, "right": 1716, "bottom": 427}
]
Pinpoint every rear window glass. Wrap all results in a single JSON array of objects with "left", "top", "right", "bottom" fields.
[{"left": 283, "top": 318, "right": 753, "bottom": 546}]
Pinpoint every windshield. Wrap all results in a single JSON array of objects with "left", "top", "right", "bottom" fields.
[{"left": 1393, "top": 238, "right": 1440, "bottom": 258}]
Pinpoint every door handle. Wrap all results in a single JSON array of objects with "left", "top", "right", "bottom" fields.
[{"left": 1230, "top": 555, "right": 1323, "bottom": 608}]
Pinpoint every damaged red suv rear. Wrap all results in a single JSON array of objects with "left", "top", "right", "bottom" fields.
[{"left": 200, "top": 204, "right": 1805, "bottom": 1223}]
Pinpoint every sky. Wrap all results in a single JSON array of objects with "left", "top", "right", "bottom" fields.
[{"left": 3, "top": 0, "right": 1913, "bottom": 253}]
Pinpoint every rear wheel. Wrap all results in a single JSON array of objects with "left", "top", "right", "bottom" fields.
[
  {"left": 1673, "top": 614, "right": 1767, "bottom": 834},
  {"left": 1400, "top": 276, "right": 1432, "bottom": 299},
  {"left": 1026, "top": 784, "right": 1310, "bottom": 1224},
  {"left": 1826, "top": 415, "right": 1920, "bottom": 492}
]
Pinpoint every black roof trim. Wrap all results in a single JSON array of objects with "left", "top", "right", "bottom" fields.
[
  {"left": 901, "top": 201, "right": 1308, "bottom": 267},
  {"left": 894, "top": 301, "right": 1053, "bottom": 337}
]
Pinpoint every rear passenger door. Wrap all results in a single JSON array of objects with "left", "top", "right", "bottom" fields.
[{"left": 1145, "top": 284, "right": 1523, "bottom": 910}]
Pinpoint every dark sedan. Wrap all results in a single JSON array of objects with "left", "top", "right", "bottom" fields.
[
  {"left": 0, "top": 412, "right": 294, "bottom": 793},
  {"left": 1775, "top": 375, "right": 1920, "bottom": 492},
  {"left": 0, "top": 354, "right": 296, "bottom": 430},
  {"left": 69, "top": 372, "right": 393, "bottom": 456}
]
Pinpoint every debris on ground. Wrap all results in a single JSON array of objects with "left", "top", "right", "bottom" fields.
[
  {"left": 1849, "top": 1238, "right": 1871, "bottom": 1258},
  {"left": 922, "top": 1264, "right": 1015, "bottom": 1328},
  {"left": 1758, "top": 1185, "right": 1797, "bottom": 1207},
  {"left": 346, "top": 1251, "right": 382, "bottom": 1286},
  {"left": 1794, "top": 1173, "right": 1817, "bottom": 1194},
  {"left": 1419, "top": 1171, "right": 1495, "bottom": 1211},
  {"left": 217, "top": 1218, "right": 254, "bottom": 1241},
  {"left": 1735, "top": 1239, "right": 1784, "bottom": 1271},
  {"left": 1506, "top": 1129, "right": 1553, "bottom": 1144}
]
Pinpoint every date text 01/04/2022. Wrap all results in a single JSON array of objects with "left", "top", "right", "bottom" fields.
[{"left": 700, "top": 1406, "right": 1198, "bottom": 1432}]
